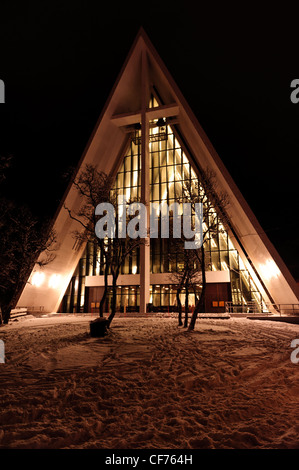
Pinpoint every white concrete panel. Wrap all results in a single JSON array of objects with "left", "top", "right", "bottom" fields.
[{"left": 205, "top": 271, "right": 230, "bottom": 283}]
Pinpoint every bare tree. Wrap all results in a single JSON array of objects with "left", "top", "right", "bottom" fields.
[
  {"left": 0, "top": 155, "right": 57, "bottom": 324},
  {"left": 177, "top": 169, "right": 229, "bottom": 330},
  {"left": 169, "top": 233, "right": 201, "bottom": 327},
  {"left": 64, "top": 164, "right": 142, "bottom": 327},
  {"left": 0, "top": 200, "right": 57, "bottom": 324}
]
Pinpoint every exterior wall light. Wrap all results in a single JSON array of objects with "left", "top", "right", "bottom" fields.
[
  {"left": 48, "top": 274, "right": 61, "bottom": 289},
  {"left": 31, "top": 272, "right": 45, "bottom": 287}
]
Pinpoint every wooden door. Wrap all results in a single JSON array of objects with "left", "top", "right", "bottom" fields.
[{"left": 205, "top": 283, "right": 231, "bottom": 313}]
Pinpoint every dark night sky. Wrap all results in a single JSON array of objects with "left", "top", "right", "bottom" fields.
[{"left": 0, "top": 1, "right": 299, "bottom": 278}]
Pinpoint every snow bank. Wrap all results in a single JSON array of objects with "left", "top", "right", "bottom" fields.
[{"left": 1, "top": 314, "right": 299, "bottom": 449}]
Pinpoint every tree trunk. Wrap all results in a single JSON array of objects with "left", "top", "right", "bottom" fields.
[
  {"left": 184, "top": 285, "right": 189, "bottom": 328},
  {"left": 107, "top": 270, "right": 118, "bottom": 327},
  {"left": 176, "top": 286, "right": 183, "bottom": 326},
  {"left": 99, "top": 263, "right": 109, "bottom": 317},
  {"left": 193, "top": 285, "right": 199, "bottom": 303},
  {"left": 189, "top": 245, "right": 206, "bottom": 331},
  {"left": 1, "top": 304, "right": 12, "bottom": 324}
]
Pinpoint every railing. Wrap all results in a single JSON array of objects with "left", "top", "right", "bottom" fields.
[
  {"left": 17, "top": 306, "right": 45, "bottom": 313},
  {"left": 10, "top": 308, "right": 28, "bottom": 319},
  {"left": 225, "top": 301, "right": 299, "bottom": 316}
]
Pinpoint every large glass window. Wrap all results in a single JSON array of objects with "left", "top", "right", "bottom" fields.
[{"left": 60, "top": 95, "right": 266, "bottom": 313}]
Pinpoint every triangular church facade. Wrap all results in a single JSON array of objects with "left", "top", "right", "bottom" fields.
[{"left": 17, "top": 29, "right": 299, "bottom": 315}]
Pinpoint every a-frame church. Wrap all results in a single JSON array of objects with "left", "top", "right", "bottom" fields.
[{"left": 17, "top": 29, "right": 299, "bottom": 315}]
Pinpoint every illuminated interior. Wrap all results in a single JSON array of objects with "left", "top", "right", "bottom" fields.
[{"left": 59, "top": 96, "right": 266, "bottom": 314}]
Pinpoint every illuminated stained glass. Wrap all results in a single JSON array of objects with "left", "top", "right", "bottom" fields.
[{"left": 60, "top": 96, "right": 265, "bottom": 314}]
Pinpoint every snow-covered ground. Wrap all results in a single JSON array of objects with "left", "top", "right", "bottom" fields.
[{"left": 1, "top": 313, "right": 299, "bottom": 449}]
